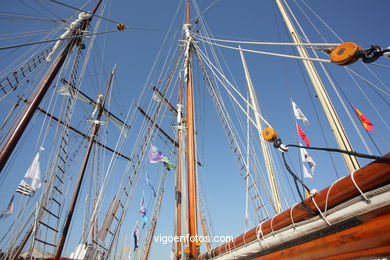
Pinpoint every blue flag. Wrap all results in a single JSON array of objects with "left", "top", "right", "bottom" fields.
[{"left": 145, "top": 172, "right": 156, "bottom": 197}]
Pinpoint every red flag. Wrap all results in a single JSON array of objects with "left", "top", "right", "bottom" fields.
[
  {"left": 297, "top": 124, "right": 310, "bottom": 146},
  {"left": 354, "top": 107, "right": 373, "bottom": 132}
]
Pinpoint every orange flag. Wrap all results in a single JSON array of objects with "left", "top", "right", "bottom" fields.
[{"left": 354, "top": 107, "right": 373, "bottom": 132}]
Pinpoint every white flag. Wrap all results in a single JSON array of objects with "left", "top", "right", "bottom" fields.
[
  {"left": 292, "top": 100, "right": 309, "bottom": 125},
  {"left": 300, "top": 144, "right": 316, "bottom": 178},
  {"left": 302, "top": 165, "right": 313, "bottom": 179},
  {"left": 24, "top": 152, "right": 42, "bottom": 192}
]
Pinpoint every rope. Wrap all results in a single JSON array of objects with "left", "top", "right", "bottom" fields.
[
  {"left": 193, "top": 1, "right": 278, "bottom": 221},
  {"left": 351, "top": 170, "right": 370, "bottom": 203},
  {"left": 310, "top": 193, "right": 331, "bottom": 226},
  {"left": 195, "top": 45, "right": 273, "bottom": 128},
  {"left": 345, "top": 67, "right": 390, "bottom": 98},
  {"left": 324, "top": 178, "right": 341, "bottom": 216},
  {"left": 47, "top": 0, "right": 123, "bottom": 25},
  {"left": 195, "top": 38, "right": 332, "bottom": 63},
  {"left": 0, "top": 29, "right": 129, "bottom": 51},
  {"left": 193, "top": 33, "right": 340, "bottom": 47},
  {"left": 286, "top": 143, "right": 390, "bottom": 161},
  {"left": 289, "top": 202, "right": 299, "bottom": 230},
  {"left": 195, "top": 45, "right": 272, "bottom": 221},
  {"left": 255, "top": 221, "right": 269, "bottom": 248}
]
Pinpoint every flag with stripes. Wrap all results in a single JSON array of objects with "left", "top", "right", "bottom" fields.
[{"left": 16, "top": 180, "right": 34, "bottom": 196}]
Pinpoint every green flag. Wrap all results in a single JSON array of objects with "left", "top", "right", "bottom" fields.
[{"left": 161, "top": 156, "right": 175, "bottom": 171}]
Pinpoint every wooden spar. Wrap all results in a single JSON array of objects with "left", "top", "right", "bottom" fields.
[
  {"left": 274, "top": 0, "right": 360, "bottom": 173},
  {"left": 0, "top": 100, "right": 19, "bottom": 131},
  {"left": 239, "top": 48, "right": 282, "bottom": 214},
  {"left": 198, "top": 201, "right": 211, "bottom": 253},
  {"left": 9, "top": 225, "right": 33, "bottom": 260},
  {"left": 185, "top": 0, "right": 198, "bottom": 258},
  {"left": 19, "top": 96, "right": 131, "bottom": 161},
  {"left": 0, "top": 40, "right": 74, "bottom": 174},
  {"left": 198, "top": 154, "right": 390, "bottom": 259},
  {"left": 54, "top": 64, "right": 115, "bottom": 259},
  {"left": 7, "top": 2, "right": 103, "bottom": 258},
  {"left": 136, "top": 105, "right": 203, "bottom": 167},
  {"left": 61, "top": 79, "right": 131, "bottom": 129},
  {"left": 136, "top": 105, "right": 179, "bottom": 147},
  {"left": 175, "top": 78, "right": 183, "bottom": 259},
  {"left": 0, "top": 0, "right": 102, "bottom": 174},
  {"left": 153, "top": 86, "right": 178, "bottom": 115}
]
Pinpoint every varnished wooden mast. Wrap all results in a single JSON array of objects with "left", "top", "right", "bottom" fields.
[
  {"left": 54, "top": 64, "right": 115, "bottom": 259},
  {"left": 0, "top": 0, "right": 102, "bottom": 174},
  {"left": 176, "top": 78, "right": 183, "bottom": 259},
  {"left": 185, "top": 0, "right": 198, "bottom": 258}
]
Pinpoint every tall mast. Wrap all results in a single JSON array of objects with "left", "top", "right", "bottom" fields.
[
  {"left": 55, "top": 65, "right": 116, "bottom": 259},
  {"left": 274, "top": 0, "right": 360, "bottom": 173},
  {"left": 184, "top": 0, "right": 198, "bottom": 258},
  {"left": 239, "top": 49, "right": 282, "bottom": 214},
  {"left": 175, "top": 78, "right": 183, "bottom": 259},
  {"left": 0, "top": 0, "right": 102, "bottom": 174}
]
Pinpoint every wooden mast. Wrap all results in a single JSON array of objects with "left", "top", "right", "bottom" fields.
[
  {"left": 185, "top": 0, "right": 198, "bottom": 258},
  {"left": 239, "top": 48, "right": 282, "bottom": 214},
  {"left": 274, "top": 0, "right": 360, "bottom": 173},
  {"left": 176, "top": 78, "right": 183, "bottom": 259},
  {"left": 0, "top": 0, "right": 102, "bottom": 174},
  {"left": 54, "top": 65, "right": 116, "bottom": 259},
  {"left": 7, "top": 2, "right": 103, "bottom": 259}
]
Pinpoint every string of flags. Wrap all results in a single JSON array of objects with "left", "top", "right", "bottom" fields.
[
  {"left": 131, "top": 144, "right": 173, "bottom": 248},
  {"left": 291, "top": 100, "right": 316, "bottom": 180}
]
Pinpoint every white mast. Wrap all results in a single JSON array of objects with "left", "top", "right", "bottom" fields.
[
  {"left": 274, "top": 0, "right": 360, "bottom": 173},
  {"left": 240, "top": 48, "right": 282, "bottom": 214}
]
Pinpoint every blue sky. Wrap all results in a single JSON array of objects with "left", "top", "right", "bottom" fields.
[{"left": 0, "top": 0, "right": 389, "bottom": 259}]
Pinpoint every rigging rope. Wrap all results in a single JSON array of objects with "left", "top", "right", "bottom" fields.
[
  {"left": 0, "top": 28, "right": 128, "bottom": 51},
  {"left": 285, "top": 0, "right": 373, "bottom": 156},
  {"left": 195, "top": 45, "right": 273, "bottom": 128},
  {"left": 286, "top": 143, "right": 390, "bottom": 161},
  {"left": 192, "top": 33, "right": 340, "bottom": 47},
  {"left": 194, "top": 37, "right": 332, "bottom": 63}
]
